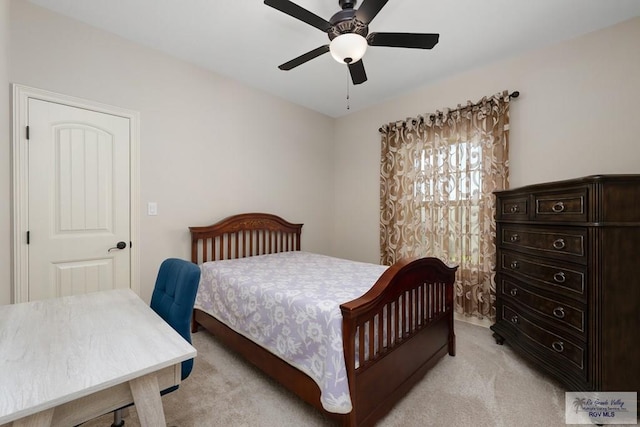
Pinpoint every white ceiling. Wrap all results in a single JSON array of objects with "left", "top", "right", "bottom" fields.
[{"left": 28, "top": 0, "right": 640, "bottom": 118}]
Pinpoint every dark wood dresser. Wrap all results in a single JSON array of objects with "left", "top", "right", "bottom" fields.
[{"left": 491, "top": 175, "right": 640, "bottom": 393}]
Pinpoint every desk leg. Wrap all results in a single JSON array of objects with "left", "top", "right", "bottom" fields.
[
  {"left": 11, "top": 408, "right": 54, "bottom": 427},
  {"left": 128, "top": 373, "right": 166, "bottom": 427}
]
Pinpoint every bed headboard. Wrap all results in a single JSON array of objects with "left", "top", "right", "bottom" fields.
[{"left": 189, "top": 213, "right": 303, "bottom": 264}]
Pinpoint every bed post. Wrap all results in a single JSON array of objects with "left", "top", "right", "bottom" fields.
[
  {"left": 191, "top": 310, "right": 199, "bottom": 333},
  {"left": 447, "top": 279, "right": 456, "bottom": 356},
  {"left": 342, "top": 318, "right": 358, "bottom": 427},
  {"left": 190, "top": 238, "right": 200, "bottom": 334}
]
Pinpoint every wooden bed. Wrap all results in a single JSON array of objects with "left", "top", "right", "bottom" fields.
[{"left": 189, "top": 213, "right": 457, "bottom": 427}]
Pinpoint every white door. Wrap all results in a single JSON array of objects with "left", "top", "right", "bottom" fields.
[{"left": 27, "top": 98, "right": 132, "bottom": 300}]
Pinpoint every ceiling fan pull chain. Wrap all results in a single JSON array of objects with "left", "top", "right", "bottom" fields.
[{"left": 346, "top": 67, "right": 350, "bottom": 110}]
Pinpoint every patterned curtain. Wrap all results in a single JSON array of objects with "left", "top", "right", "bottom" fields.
[{"left": 379, "top": 90, "right": 510, "bottom": 322}]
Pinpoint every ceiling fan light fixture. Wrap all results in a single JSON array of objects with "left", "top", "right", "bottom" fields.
[{"left": 329, "top": 33, "right": 367, "bottom": 64}]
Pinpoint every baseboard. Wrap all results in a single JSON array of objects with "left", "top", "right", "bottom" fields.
[{"left": 454, "top": 313, "right": 492, "bottom": 328}]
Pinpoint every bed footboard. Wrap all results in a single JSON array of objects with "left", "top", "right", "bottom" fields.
[{"left": 340, "top": 257, "right": 457, "bottom": 427}]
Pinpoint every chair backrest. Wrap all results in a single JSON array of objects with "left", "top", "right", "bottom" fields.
[{"left": 150, "top": 258, "right": 201, "bottom": 380}]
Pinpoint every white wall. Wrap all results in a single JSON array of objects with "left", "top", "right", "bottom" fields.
[
  {"left": 4, "top": 0, "right": 335, "bottom": 304},
  {"left": 332, "top": 17, "right": 640, "bottom": 264},
  {"left": 0, "top": 0, "right": 11, "bottom": 305}
]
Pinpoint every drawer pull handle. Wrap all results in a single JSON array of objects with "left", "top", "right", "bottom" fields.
[
  {"left": 553, "top": 272, "right": 566, "bottom": 283},
  {"left": 552, "top": 238, "right": 566, "bottom": 250},
  {"left": 551, "top": 201, "right": 565, "bottom": 213},
  {"left": 509, "top": 234, "right": 520, "bottom": 242},
  {"left": 510, "top": 261, "right": 520, "bottom": 269},
  {"left": 553, "top": 307, "right": 566, "bottom": 319},
  {"left": 510, "top": 288, "right": 518, "bottom": 297},
  {"left": 551, "top": 341, "right": 564, "bottom": 353},
  {"left": 510, "top": 315, "right": 519, "bottom": 324},
  {"left": 509, "top": 205, "right": 519, "bottom": 213}
]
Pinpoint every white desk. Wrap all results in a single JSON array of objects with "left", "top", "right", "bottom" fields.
[{"left": 0, "top": 289, "right": 196, "bottom": 427}]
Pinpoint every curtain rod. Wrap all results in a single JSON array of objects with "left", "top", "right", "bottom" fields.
[
  {"left": 380, "top": 90, "right": 520, "bottom": 132},
  {"left": 425, "top": 90, "right": 520, "bottom": 118}
]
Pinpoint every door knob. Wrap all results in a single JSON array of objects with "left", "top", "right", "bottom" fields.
[{"left": 108, "top": 241, "right": 127, "bottom": 252}]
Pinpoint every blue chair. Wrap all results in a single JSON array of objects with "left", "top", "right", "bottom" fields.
[{"left": 111, "top": 258, "right": 201, "bottom": 427}]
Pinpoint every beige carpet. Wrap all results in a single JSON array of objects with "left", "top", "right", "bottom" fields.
[{"left": 83, "top": 321, "right": 585, "bottom": 427}]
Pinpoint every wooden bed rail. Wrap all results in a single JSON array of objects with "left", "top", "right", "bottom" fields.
[{"left": 189, "top": 213, "right": 303, "bottom": 264}]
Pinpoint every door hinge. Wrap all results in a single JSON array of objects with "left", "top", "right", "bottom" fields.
[
  {"left": 26, "top": 125, "right": 30, "bottom": 140},
  {"left": 27, "top": 231, "right": 30, "bottom": 244}
]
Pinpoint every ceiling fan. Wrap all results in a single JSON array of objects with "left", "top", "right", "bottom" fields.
[{"left": 264, "top": 0, "right": 440, "bottom": 85}]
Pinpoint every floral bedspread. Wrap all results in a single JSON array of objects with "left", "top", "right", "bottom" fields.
[{"left": 195, "top": 251, "right": 388, "bottom": 414}]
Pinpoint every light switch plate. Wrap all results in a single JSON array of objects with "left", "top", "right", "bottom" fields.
[{"left": 148, "top": 202, "right": 158, "bottom": 216}]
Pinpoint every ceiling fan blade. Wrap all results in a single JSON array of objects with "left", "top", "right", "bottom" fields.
[
  {"left": 355, "top": 0, "right": 389, "bottom": 24},
  {"left": 264, "top": 0, "right": 332, "bottom": 32},
  {"left": 367, "top": 32, "right": 440, "bottom": 49},
  {"left": 278, "top": 45, "right": 330, "bottom": 70},
  {"left": 348, "top": 60, "right": 367, "bottom": 85}
]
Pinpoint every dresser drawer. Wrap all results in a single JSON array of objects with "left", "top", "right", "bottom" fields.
[
  {"left": 502, "top": 305, "right": 586, "bottom": 376},
  {"left": 533, "top": 188, "right": 588, "bottom": 222},
  {"left": 497, "top": 196, "right": 529, "bottom": 220},
  {"left": 499, "top": 277, "right": 586, "bottom": 335},
  {"left": 499, "top": 251, "right": 587, "bottom": 302},
  {"left": 500, "top": 226, "right": 587, "bottom": 264}
]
